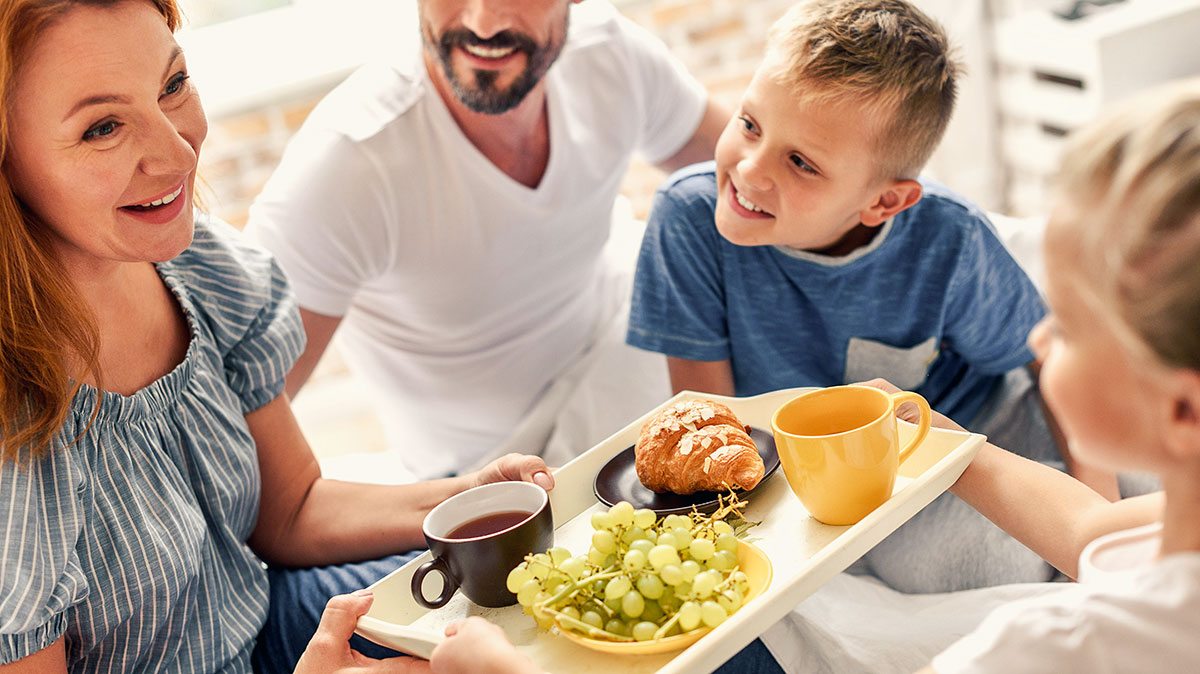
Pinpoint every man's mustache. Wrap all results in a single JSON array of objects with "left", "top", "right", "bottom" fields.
[{"left": 439, "top": 28, "right": 539, "bottom": 56}]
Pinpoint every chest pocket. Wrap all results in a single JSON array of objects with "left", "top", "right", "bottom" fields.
[{"left": 844, "top": 336, "right": 938, "bottom": 390}]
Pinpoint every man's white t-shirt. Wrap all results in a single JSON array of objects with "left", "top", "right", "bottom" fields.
[
  {"left": 933, "top": 523, "right": 1200, "bottom": 673},
  {"left": 248, "top": 1, "right": 706, "bottom": 479}
]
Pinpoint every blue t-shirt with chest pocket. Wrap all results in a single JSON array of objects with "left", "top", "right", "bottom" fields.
[{"left": 626, "top": 163, "right": 1046, "bottom": 426}]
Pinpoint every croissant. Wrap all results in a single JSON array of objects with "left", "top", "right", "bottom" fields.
[{"left": 635, "top": 400, "right": 766, "bottom": 495}]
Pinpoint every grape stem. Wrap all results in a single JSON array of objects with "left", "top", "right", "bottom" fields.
[
  {"left": 652, "top": 609, "right": 684, "bottom": 640},
  {"left": 542, "top": 607, "right": 634, "bottom": 642},
  {"left": 708, "top": 493, "right": 750, "bottom": 524},
  {"left": 534, "top": 569, "right": 622, "bottom": 613},
  {"left": 585, "top": 598, "right": 615, "bottom": 620}
]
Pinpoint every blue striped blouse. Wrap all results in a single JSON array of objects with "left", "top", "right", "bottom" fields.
[{"left": 0, "top": 214, "right": 305, "bottom": 672}]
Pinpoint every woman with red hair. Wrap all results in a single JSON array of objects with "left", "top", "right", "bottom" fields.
[{"left": 0, "top": 2, "right": 551, "bottom": 671}]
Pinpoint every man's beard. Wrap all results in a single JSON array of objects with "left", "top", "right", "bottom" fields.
[{"left": 426, "top": 21, "right": 567, "bottom": 115}]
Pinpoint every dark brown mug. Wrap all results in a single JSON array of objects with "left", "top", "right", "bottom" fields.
[{"left": 411, "top": 481, "right": 553, "bottom": 609}]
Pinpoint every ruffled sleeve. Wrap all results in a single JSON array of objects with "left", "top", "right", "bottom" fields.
[
  {"left": 170, "top": 213, "right": 306, "bottom": 413},
  {"left": 0, "top": 445, "right": 88, "bottom": 663}
]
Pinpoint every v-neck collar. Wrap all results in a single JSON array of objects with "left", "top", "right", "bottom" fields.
[{"left": 419, "top": 57, "right": 564, "bottom": 202}]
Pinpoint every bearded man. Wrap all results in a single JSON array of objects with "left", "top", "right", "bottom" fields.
[{"left": 249, "top": 0, "right": 724, "bottom": 482}]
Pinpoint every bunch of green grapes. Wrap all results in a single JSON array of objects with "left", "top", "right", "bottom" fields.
[{"left": 505, "top": 499, "right": 751, "bottom": 643}]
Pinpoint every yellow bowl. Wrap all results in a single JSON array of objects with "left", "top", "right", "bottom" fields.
[{"left": 555, "top": 540, "right": 773, "bottom": 655}]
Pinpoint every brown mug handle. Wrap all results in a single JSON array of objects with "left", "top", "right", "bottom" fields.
[{"left": 411, "top": 556, "right": 458, "bottom": 609}]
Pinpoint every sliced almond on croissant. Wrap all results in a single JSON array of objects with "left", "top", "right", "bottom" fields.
[{"left": 635, "top": 400, "right": 766, "bottom": 495}]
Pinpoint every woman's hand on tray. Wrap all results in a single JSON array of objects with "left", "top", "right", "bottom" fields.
[
  {"left": 431, "top": 617, "right": 541, "bottom": 674},
  {"left": 468, "top": 453, "right": 556, "bottom": 492},
  {"left": 295, "top": 590, "right": 430, "bottom": 673},
  {"left": 858, "top": 378, "right": 966, "bottom": 431}
]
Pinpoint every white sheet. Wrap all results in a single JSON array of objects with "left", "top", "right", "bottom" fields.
[{"left": 759, "top": 572, "right": 1070, "bottom": 674}]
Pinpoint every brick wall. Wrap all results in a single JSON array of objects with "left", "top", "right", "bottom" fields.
[{"left": 198, "top": 97, "right": 318, "bottom": 228}]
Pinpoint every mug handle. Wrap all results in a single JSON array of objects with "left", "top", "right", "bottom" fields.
[
  {"left": 411, "top": 556, "right": 458, "bottom": 609},
  {"left": 890, "top": 391, "right": 931, "bottom": 464}
]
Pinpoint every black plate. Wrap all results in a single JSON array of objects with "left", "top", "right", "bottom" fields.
[{"left": 592, "top": 427, "right": 780, "bottom": 516}]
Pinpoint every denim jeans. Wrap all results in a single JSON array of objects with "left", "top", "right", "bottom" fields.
[
  {"left": 252, "top": 551, "right": 421, "bottom": 673},
  {"left": 714, "top": 638, "right": 786, "bottom": 674}
]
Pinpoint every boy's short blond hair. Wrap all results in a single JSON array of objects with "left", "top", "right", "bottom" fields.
[
  {"left": 1055, "top": 79, "right": 1200, "bottom": 372},
  {"left": 767, "top": 0, "right": 960, "bottom": 180}
]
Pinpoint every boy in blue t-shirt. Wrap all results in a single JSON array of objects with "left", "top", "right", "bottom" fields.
[{"left": 627, "top": 0, "right": 1120, "bottom": 594}]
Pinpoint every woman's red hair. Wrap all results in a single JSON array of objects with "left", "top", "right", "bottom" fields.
[{"left": 0, "top": 0, "right": 182, "bottom": 460}]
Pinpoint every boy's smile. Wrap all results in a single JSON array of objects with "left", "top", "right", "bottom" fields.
[
  {"left": 728, "top": 182, "right": 773, "bottom": 219},
  {"left": 713, "top": 58, "right": 913, "bottom": 256}
]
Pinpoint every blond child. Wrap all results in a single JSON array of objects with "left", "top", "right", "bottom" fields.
[
  {"left": 626, "top": 0, "right": 1129, "bottom": 595},
  {"left": 911, "top": 78, "right": 1200, "bottom": 673}
]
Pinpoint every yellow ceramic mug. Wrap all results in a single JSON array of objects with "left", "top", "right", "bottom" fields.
[{"left": 771, "top": 385, "right": 932, "bottom": 526}]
